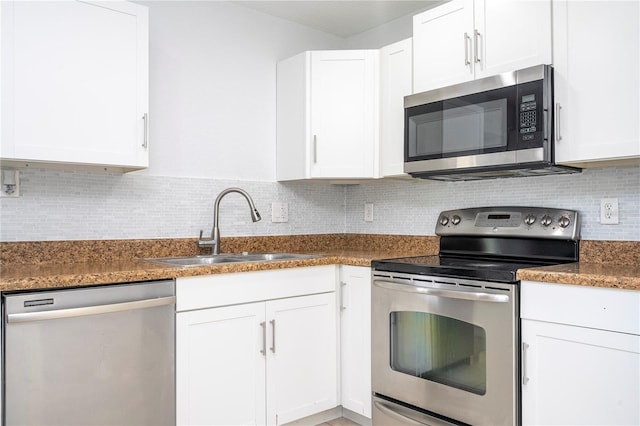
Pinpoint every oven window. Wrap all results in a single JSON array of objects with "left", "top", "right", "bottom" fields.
[{"left": 390, "top": 311, "right": 486, "bottom": 395}]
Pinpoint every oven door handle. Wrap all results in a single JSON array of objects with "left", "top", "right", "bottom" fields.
[{"left": 373, "top": 280, "right": 510, "bottom": 303}]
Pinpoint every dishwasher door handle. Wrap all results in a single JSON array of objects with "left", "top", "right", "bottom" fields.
[{"left": 7, "top": 296, "right": 176, "bottom": 323}]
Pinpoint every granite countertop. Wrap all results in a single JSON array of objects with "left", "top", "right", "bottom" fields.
[
  {"left": 517, "top": 262, "right": 640, "bottom": 291},
  {"left": 1, "top": 236, "right": 639, "bottom": 292},
  {"left": 0, "top": 249, "right": 397, "bottom": 292}
]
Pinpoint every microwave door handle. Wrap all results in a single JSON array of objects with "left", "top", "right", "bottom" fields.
[{"left": 373, "top": 280, "right": 510, "bottom": 303}]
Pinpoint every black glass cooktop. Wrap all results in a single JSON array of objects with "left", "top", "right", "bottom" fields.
[{"left": 371, "top": 255, "right": 566, "bottom": 284}]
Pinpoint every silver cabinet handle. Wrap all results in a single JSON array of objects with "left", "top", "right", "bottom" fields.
[
  {"left": 260, "top": 321, "right": 266, "bottom": 356},
  {"left": 555, "top": 103, "right": 562, "bottom": 141},
  {"left": 269, "top": 319, "right": 276, "bottom": 353},
  {"left": 474, "top": 29, "right": 481, "bottom": 63},
  {"left": 313, "top": 135, "right": 317, "bottom": 163},
  {"left": 142, "top": 113, "right": 149, "bottom": 148},
  {"left": 340, "top": 281, "right": 347, "bottom": 310},
  {"left": 522, "top": 342, "right": 530, "bottom": 385},
  {"left": 7, "top": 296, "right": 175, "bottom": 323},
  {"left": 464, "top": 32, "right": 471, "bottom": 66},
  {"left": 373, "top": 280, "right": 509, "bottom": 303}
]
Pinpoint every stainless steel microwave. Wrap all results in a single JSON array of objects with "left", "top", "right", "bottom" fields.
[{"left": 404, "top": 65, "right": 580, "bottom": 181}]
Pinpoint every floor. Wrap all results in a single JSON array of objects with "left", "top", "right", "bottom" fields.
[{"left": 317, "top": 417, "right": 361, "bottom": 426}]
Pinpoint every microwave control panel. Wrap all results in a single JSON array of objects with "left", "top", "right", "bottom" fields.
[
  {"left": 517, "top": 79, "right": 545, "bottom": 145},
  {"left": 519, "top": 94, "right": 537, "bottom": 140}
]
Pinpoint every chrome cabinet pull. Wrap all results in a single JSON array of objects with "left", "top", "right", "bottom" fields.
[
  {"left": 142, "top": 113, "right": 149, "bottom": 148},
  {"left": 522, "top": 342, "right": 530, "bottom": 385},
  {"left": 269, "top": 319, "right": 276, "bottom": 353},
  {"left": 260, "top": 321, "right": 266, "bottom": 356},
  {"left": 555, "top": 103, "right": 562, "bottom": 141},
  {"left": 373, "top": 280, "right": 510, "bottom": 303},
  {"left": 474, "top": 29, "right": 481, "bottom": 63},
  {"left": 340, "top": 281, "right": 347, "bottom": 310},
  {"left": 464, "top": 32, "right": 471, "bottom": 65},
  {"left": 313, "top": 135, "right": 318, "bottom": 163}
]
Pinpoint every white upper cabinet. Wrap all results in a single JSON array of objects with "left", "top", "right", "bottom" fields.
[
  {"left": 553, "top": 0, "right": 640, "bottom": 167},
  {"left": 413, "top": 0, "right": 551, "bottom": 93},
  {"left": 277, "top": 50, "right": 379, "bottom": 181},
  {"left": 0, "top": 1, "right": 149, "bottom": 172},
  {"left": 380, "top": 38, "right": 412, "bottom": 178}
]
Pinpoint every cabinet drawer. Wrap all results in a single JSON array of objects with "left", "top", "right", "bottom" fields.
[
  {"left": 176, "top": 265, "right": 336, "bottom": 312},
  {"left": 521, "top": 281, "right": 640, "bottom": 335}
]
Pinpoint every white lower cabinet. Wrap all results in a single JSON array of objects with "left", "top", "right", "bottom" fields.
[
  {"left": 339, "top": 266, "right": 372, "bottom": 419},
  {"left": 521, "top": 281, "right": 640, "bottom": 425},
  {"left": 176, "top": 266, "right": 338, "bottom": 426}
]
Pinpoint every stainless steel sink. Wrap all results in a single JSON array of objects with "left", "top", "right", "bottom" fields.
[{"left": 145, "top": 252, "right": 319, "bottom": 267}]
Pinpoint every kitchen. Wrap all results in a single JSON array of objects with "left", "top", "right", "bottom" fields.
[{"left": 0, "top": 0, "right": 639, "bottom": 425}]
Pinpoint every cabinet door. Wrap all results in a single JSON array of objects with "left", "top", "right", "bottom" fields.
[
  {"left": 339, "top": 266, "right": 372, "bottom": 418},
  {"left": 474, "top": 0, "right": 551, "bottom": 79},
  {"left": 412, "top": 0, "right": 474, "bottom": 93},
  {"left": 521, "top": 319, "right": 640, "bottom": 426},
  {"left": 266, "top": 293, "right": 337, "bottom": 425},
  {"left": 0, "top": 1, "right": 149, "bottom": 170},
  {"left": 553, "top": 0, "right": 639, "bottom": 166},
  {"left": 380, "top": 39, "right": 412, "bottom": 178},
  {"left": 176, "top": 303, "right": 267, "bottom": 426},
  {"left": 310, "top": 51, "right": 378, "bottom": 179}
]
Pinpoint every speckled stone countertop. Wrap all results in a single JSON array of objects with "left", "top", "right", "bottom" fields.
[
  {"left": 0, "top": 234, "right": 438, "bottom": 292},
  {"left": 1, "top": 236, "right": 639, "bottom": 292},
  {"left": 517, "top": 240, "right": 640, "bottom": 290}
]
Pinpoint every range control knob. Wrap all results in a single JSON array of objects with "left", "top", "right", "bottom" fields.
[
  {"left": 524, "top": 214, "right": 536, "bottom": 226},
  {"left": 439, "top": 215, "right": 449, "bottom": 226},
  {"left": 558, "top": 215, "right": 571, "bottom": 228},
  {"left": 540, "top": 215, "right": 553, "bottom": 227},
  {"left": 451, "top": 215, "right": 461, "bottom": 225}
]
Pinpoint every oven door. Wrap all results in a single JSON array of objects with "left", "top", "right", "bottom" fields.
[{"left": 371, "top": 272, "right": 519, "bottom": 426}]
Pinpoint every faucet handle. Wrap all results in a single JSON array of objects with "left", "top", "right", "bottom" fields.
[{"left": 198, "top": 230, "right": 215, "bottom": 248}]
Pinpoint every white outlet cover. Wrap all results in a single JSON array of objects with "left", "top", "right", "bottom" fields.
[
  {"left": 364, "top": 203, "right": 374, "bottom": 222},
  {"left": 600, "top": 198, "right": 619, "bottom": 225},
  {"left": 271, "top": 202, "right": 289, "bottom": 223}
]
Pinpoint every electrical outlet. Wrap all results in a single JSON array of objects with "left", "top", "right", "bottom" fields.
[
  {"left": 364, "top": 203, "right": 374, "bottom": 222},
  {"left": 600, "top": 198, "right": 619, "bottom": 224},
  {"left": 271, "top": 202, "right": 289, "bottom": 223},
  {"left": 0, "top": 169, "right": 20, "bottom": 197}
]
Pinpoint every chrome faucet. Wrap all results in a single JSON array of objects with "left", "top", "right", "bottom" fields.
[{"left": 198, "top": 187, "right": 262, "bottom": 255}]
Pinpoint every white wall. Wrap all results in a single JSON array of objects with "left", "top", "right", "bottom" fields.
[
  {"left": 140, "top": 1, "right": 346, "bottom": 181},
  {"left": 1, "top": 2, "right": 639, "bottom": 243}
]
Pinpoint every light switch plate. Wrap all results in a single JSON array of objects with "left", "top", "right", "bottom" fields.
[{"left": 364, "top": 203, "right": 374, "bottom": 222}]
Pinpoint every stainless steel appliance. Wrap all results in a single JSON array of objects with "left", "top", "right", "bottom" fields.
[
  {"left": 372, "top": 207, "right": 580, "bottom": 425},
  {"left": 2, "top": 280, "right": 175, "bottom": 425},
  {"left": 404, "top": 65, "right": 580, "bottom": 181}
]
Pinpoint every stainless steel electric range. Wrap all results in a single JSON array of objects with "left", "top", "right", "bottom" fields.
[{"left": 371, "top": 206, "right": 580, "bottom": 426}]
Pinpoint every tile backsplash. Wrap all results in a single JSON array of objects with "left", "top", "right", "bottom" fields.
[{"left": 1, "top": 166, "right": 638, "bottom": 242}]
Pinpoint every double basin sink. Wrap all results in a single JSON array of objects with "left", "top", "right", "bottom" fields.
[{"left": 146, "top": 252, "right": 319, "bottom": 267}]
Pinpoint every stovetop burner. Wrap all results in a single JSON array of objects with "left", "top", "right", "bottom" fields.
[{"left": 373, "top": 207, "right": 580, "bottom": 283}]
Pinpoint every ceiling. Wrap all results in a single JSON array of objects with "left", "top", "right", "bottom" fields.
[{"left": 232, "top": 1, "right": 443, "bottom": 38}]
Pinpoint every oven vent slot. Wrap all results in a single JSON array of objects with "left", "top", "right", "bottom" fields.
[
  {"left": 485, "top": 285, "right": 512, "bottom": 292},
  {"left": 458, "top": 283, "right": 482, "bottom": 289},
  {"left": 413, "top": 278, "right": 434, "bottom": 284},
  {"left": 434, "top": 280, "right": 457, "bottom": 286}
]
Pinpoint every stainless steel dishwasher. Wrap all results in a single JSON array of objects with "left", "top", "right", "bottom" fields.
[{"left": 2, "top": 280, "right": 175, "bottom": 426}]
